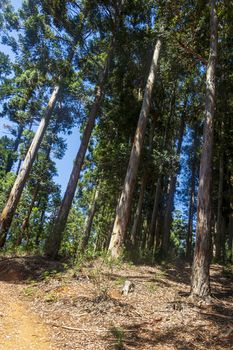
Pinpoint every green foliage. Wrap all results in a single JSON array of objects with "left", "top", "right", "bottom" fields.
[
  {"left": 110, "top": 325, "right": 125, "bottom": 350},
  {"left": 170, "top": 210, "right": 187, "bottom": 256}
]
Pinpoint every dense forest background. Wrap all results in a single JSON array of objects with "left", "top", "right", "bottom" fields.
[{"left": 0, "top": 0, "right": 232, "bottom": 298}]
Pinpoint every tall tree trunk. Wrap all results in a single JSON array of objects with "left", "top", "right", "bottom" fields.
[
  {"left": 5, "top": 124, "right": 24, "bottom": 173},
  {"left": 16, "top": 159, "right": 22, "bottom": 176},
  {"left": 15, "top": 183, "right": 40, "bottom": 246},
  {"left": 108, "top": 39, "right": 161, "bottom": 258},
  {"left": 35, "top": 208, "right": 46, "bottom": 247},
  {"left": 186, "top": 128, "right": 198, "bottom": 258},
  {"left": 0, "top": 85, "right": 60, "bottom": 247},
  {"left": 161, "top": 111, "right": 186, "bottom": 256},
  {"left": 80, "top": 189, "right": 99, "bottom": 253},
  {"left": 149, "top": 86, "right": 176, "bottom": 253},
  {"left": 130, "top": 172, "right": 148, "bottom": 247},
  {"left": 229, "top": 213, "right": 233, "bottom": 263},
  {"left": 148, "top": 175, "right": 162, "bottom": 250},
  {"left": 191, "top": 0, "right": 217, "bottom": 298},
  {"left": 5, "top": 86, "right": 35, "bottom": 174},
  {"left": 130, "top": 119, "right": 156, "bottom": 248},
  {"left": 45, "top": 47, "right": 115, "bottom": 259},
  {"left": 215, "top": 149, "right": 224, "bottom": 261}
]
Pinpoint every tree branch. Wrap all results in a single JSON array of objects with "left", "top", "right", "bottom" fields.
[{"left": 177, "top": 40, "right": 208, "bottom": 66}]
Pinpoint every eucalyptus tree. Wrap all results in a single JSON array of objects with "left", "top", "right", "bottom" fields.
[
  {"left": 191, "top": 0, "right": 217, "bottom": 298},
  {"left": 108, "top": 38, "right": 161, "bottom": 258}
]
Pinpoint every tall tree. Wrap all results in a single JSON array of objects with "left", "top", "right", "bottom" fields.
[
  {"left": 0, "top": 84, "right": 61, "bottom": 247},
  {"left": 186, "top": 126, "right": 198, "bottom": 258},
  {"left": 191, "top": 0, "right": 217, "bottom": 298},
  {"left": 161, "top": 105, "right": 186, "bottom": 256},
  {"left": 80, "top": 188, "right": 99, "bottom": 253},
  {"left": 108, "top": 38, "right": 161, "bottom": 258}
]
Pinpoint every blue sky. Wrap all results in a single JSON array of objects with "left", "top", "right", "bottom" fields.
[{"left": 0, "top": 0, "right": 81, "bottom": 194}]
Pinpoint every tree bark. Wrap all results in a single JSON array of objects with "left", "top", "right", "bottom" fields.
[
  {"left": 149, "top": 85, "right": 176, "bottom": 253},
  {"left": 229, "top": 213, "right": 233, "bottom": 263},
  {"left": 161, "top": 111, "right": 186, "bottom": 256},
  {"left": 0, "top": 85, "right": 60, "bottom": 247},
  {"left": 15, "top": 183, "right": 40, "bottom": 246},
  {"left": 191, "top": 0, "right": 217, "bottom": 298},
  {"left": 35, "top": 208, "right": 46, "bottom": 247},
  {"left": 130, "top": 172, "right": 148, "bottom": 247},
  {"left": 108, "top": 39, "right": 161, "bottom": 258},
  {"left": 80, "top": 188, "right": 99, "bottom": 253},
  {"left": 215, "top": 149, "right": 224, "bottom": 261},
  {"left": 186, "top": 128, "right": 198, "bottom": 258},
  {"left": 5, "top": 124, "right": 24, "bottom": 173},
  {"left": 148, "top": 175, "right": 162, "bottom": 250},
  {"left": 130, "top": 119, "right": 156, "bottom": 248}
]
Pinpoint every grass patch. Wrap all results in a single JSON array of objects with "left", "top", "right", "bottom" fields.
[
  {"left": 110, "top": 325, "right": 125, "bottom": 350},
  {"left": 23, "top": 286, "right": 39, "bottom": 297},
  {"left": 114, "top": 276, "right": 126, "bottom": 286},
  {"left": 146, "top": 281, "right": 158, "bottom": 293},
  {"left": 44, "top": 292, "right": 58, "bottom": 303}
]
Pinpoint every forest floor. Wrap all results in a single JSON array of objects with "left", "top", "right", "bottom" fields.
[{"left": 0, "top": 256, "right": 232, "bottom": 350}]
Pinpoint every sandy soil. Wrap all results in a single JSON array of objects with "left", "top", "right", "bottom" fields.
[{"left": 0, "top": 281, "right": 55, "bottom": 350}]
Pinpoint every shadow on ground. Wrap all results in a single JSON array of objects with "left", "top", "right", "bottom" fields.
[
  {"left": 105, "top": 322, "right": 233, "bottom": 350},
  {"left": 0, "top": 255, "right": 65, "bottom": 283}
]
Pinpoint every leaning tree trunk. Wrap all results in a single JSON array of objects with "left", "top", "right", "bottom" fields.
[
  {"left": 0, "top": 40, "right": 79, "bottom": 248},
  {"left": 0, "top": 85, "right": 60, "bottom": 247},
  {"left": 5, "top": 124, "right": 24, "bottom": 173},
  {"left": 161, "top": 111, "right": 186, "bottom": 256},
  {"left": 45, "top": 53, "right": 114, "bottom": 258},
  {"left": 5, "top": 87, "right": 35, "bottom": 174},
  {"left": 108, "top": 39, "right": 161, "bottom": 258},
  {"left": 191, "top": 0, "right": 217, "bottom": 298}
]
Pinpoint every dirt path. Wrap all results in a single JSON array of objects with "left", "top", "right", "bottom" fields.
[{"left": 0, "top": 281, "right": 55, "bottom": 350}]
